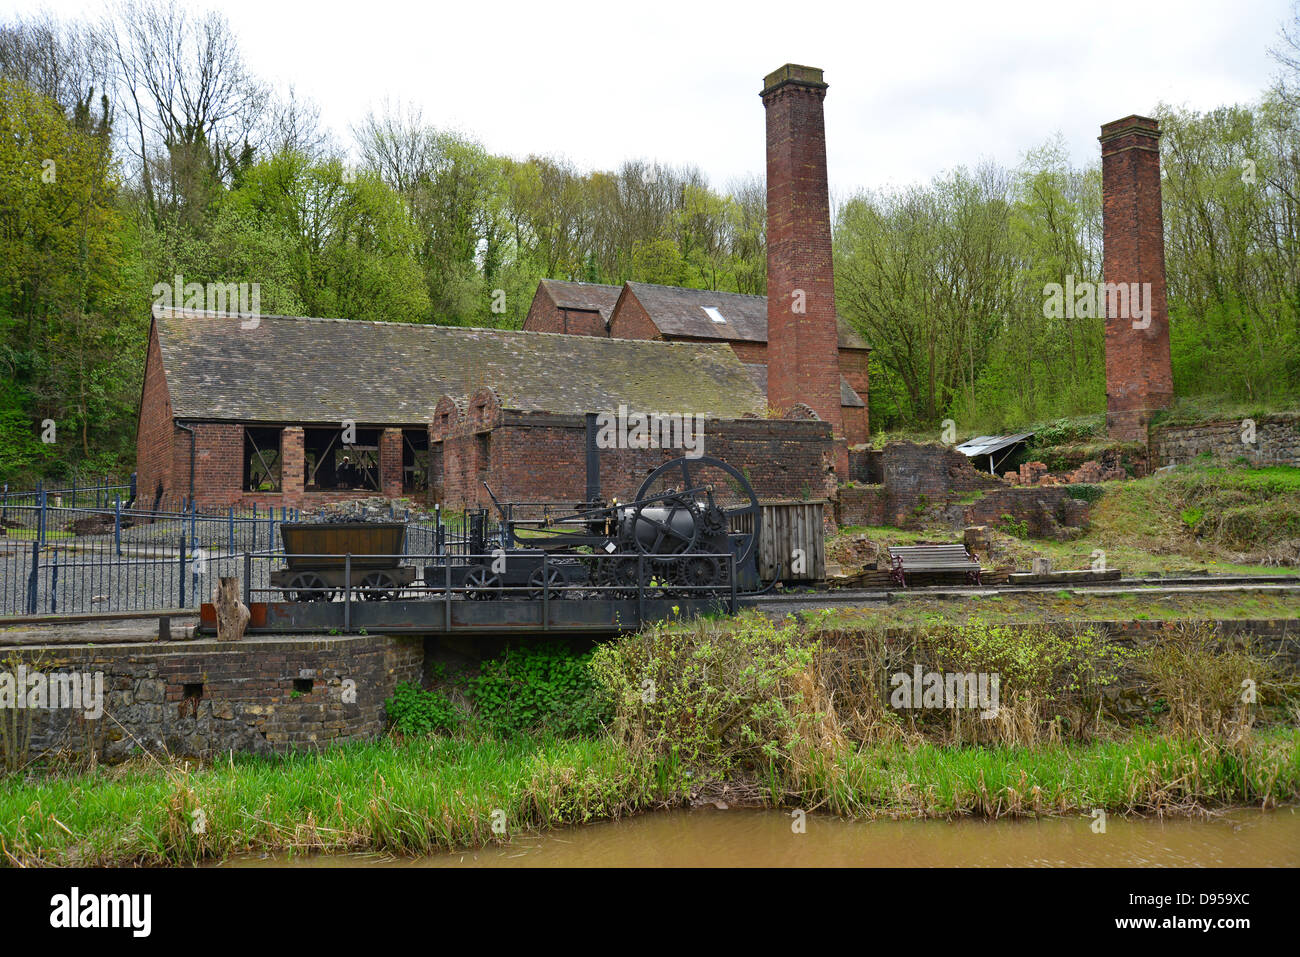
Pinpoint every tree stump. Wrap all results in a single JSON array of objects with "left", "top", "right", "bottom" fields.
[{"left": 216, "top": 576, "right": 250, "bottom": 642}]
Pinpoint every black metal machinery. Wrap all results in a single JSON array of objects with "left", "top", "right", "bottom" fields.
[
  {"left": 273, "top": 412, "right": 768, "bottom": 604},
  {"left": 453, "top": 453, "right": 763, "bottom": 600}
]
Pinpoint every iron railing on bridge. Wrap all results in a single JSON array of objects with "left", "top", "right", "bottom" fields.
[{"left": 0, "top": 498, "right": 493, "bottom": 617}]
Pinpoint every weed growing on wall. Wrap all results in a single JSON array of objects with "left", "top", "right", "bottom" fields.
[
  {"left": 384, "top": 683, "right": 462, "bottom": 736},
  {"left": 467, "top": 643, "right": 610, "bottom": 737}
]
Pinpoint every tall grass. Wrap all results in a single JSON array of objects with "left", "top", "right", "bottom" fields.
[
  {"left": 0, "top": 732, "right": 681, "bottom": 867},
  {"left": 785, "top": 730, "right": 1300, "bottom": 818}
]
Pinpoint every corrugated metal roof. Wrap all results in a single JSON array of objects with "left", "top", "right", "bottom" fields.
[{"left": 954, "top": 432, "right": 1035, "bottom": 457}]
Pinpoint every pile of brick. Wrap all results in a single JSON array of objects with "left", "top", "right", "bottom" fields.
[{"left": 1005, "top": 459, "right": 1126, "bottom": 486}]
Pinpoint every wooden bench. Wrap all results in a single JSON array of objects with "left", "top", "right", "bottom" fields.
[{"left": 888, "top": 544, "right": 982, "bottom": 587}]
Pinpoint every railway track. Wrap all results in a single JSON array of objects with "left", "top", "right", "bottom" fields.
[{"left": 751, "top": 573, "right": 1300, "bottom": 612}]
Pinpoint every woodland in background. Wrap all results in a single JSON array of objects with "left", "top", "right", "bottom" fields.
[{"left": 1, "top": 1, "right": 1298, "bottom": 484}]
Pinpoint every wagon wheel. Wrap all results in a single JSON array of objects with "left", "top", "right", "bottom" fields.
[
  {"left": 634, "top": 456, "right": 761, "bottom": 568},
  {"left": 358, "top": 571, "right": 398, "bottom": 601},
  {"left": 675, "top": 554, "right": 722, "bottom": 596},
  {"left": 286, "top": 571, "right": 333, "bottom": 602},
  {"left": 595, "top": 556, "right": 647, "bottom": 599},
  {"left": 528, "top": 564, "right": 567, "bottom": 600},
  {"left": 464, "top": 566, "right": 501, "bottom": 600}
]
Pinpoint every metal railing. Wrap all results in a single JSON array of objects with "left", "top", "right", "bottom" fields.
[{"left": 234, "top": 549, "right": 740, "bottom": 632}]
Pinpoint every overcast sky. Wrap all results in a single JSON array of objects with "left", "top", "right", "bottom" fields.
[{"left": 17, "top": 0, "right": 1295, "bottom": 196}]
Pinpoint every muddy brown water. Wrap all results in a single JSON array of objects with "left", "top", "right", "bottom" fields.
[{"left": 222, "top": 806, "right": 1300, "bottom": 867}]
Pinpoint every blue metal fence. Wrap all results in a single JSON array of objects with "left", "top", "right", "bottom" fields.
[{"left": 0, "top": 497, "right": 485, "bottom": 617}]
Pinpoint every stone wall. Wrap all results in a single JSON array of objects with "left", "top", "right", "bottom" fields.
[
  {"left": 0, "top": 634, "right": 423, "bottom": 763},
  {"left": 1151, "top": 413, "right": 1300, "bottom": 468}
]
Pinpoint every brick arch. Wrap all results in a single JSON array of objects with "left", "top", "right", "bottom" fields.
[
  {"left": 431, "top": 394, "right": 463, "bottom": 440},
  {"left": 468, "top": 386, "right": 502, "bottom": 432},
  {"left": 784, "top": 402, "right": 821, "bottom": 421}
]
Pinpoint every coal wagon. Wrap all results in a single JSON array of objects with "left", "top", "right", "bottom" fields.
[{"left": 270, "top": 522, "right": 417, "bottom": 601}]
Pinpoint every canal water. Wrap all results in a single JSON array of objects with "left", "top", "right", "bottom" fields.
[{"left": 223, "top": 806, "right": 1299, "bottom": 867}]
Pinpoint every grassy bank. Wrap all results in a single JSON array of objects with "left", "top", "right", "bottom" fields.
[
  {"left": 0, "top": 732, "right": 677, "bottom": 866},
  {"left": 3, "top": 612, "right": 1298, "bottom": 866},
  {"left": 2, "top": 730, "right": 1295, "bottom": 866},
  {"left": 832, "top": 462, "right": 1300, "bottom": 575}
]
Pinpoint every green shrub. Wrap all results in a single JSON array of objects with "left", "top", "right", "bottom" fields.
[
  {"left": 468, "top": 643, "right": 610, "bottom": 737},
  {"left": 998, "top": 513, "right": 1029, "bottom": 538},
  {"left": 1180, "top": 506, "right": 1204, "bottom": 532},
  {"left": 1065, "top": 483, "right": 1105, "bottom": 503},
  {"left": 383, "top": 682, "right": 462, "bottom": 736},
  {"left": 590, "top": 614, "right": 820, "bottom": 776}
]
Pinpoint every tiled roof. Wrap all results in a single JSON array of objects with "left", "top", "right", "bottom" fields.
[
  {"left": 539, "top": 279, "right": 621, "bottom": 321},
  {"left": 622, "top": 281, "right": 871, "bottom": 350},
  {"left": 742, "top": 363, "right": 866, "bottom": 408},
  {"left": 152, "top": 309, "right": 767, "bottom": 424}
]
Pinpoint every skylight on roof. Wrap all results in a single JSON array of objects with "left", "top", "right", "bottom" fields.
[{"left": 702, "top": 306, "right": 726, "bottom": 324}]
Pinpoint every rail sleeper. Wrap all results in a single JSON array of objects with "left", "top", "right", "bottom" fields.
[{"left": 888, "top": 544, "right": 982, "bottom": 588}]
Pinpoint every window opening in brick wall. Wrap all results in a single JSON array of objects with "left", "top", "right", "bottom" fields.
[
  {"left": 244, "top": 427, "right": 283, "bottom": 492},
  {"left": 402, "top": 428, "right": 429, "bottom": 494},
  {"left": 304, "top": 427, "right": 381, "bottom": 491}
]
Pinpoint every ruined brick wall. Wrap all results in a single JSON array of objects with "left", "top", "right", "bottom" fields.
[
  {"left": 879, "top": 441, "right": 1003, "bottom": 521},
  {"left": 2, "top": 634, "right": 423, "bottom": 762},
  {"left": 1151, "top": 414, "right": 1300, "bottom": 468},
  {"left": 762, "top": 64, "right": 845, "bottom": 474},
  {"left": 1101, "top": 116, "right": 1173, "bottom": 442},
  {"left": 837, "top": 484, "right": 889, "bottom": 526},
  {"left": 836, "top": 442, "right": 1087, "bottom": 534}
]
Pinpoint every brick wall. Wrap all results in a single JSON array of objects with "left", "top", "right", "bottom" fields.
[
  {"left": 839, "top": 348, "right": 870, "bottom": 437},
  {"left": 608, "top": 289, "right": 663, "bottom": 341},
  {"left": 181, "top": 422, "right": 414, "bottom": 510},
  {"left": 1101, "top": 116, "right": 1173, "bottom": 442},
  {"left": 523, "top": 286, "right": 609, "bottom": 337},
  {"left": 837, "top": 442, "right": 1089, "bottom": 535},
  {"left": 433, "top": 410, "right": 836, "bottom": 507},
  {"left": 1, "top": 634, "right": 423, "bottom": 762},
  {"left": 134, "top": 321, "right": 177, "bottom": 504},
  {"left": 1152, "top": 414, "right": 1300, "bottom": 468},
  {"left": 380, "top": 429, "right": 403, "bottom": 497},
  {"left": 762, "top": 64, "right": 845, "bottom": 474}
]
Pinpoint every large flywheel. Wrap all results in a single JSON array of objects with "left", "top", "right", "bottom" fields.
[{"left": 634, "top": 455, "right": 761, "bottom": 568}]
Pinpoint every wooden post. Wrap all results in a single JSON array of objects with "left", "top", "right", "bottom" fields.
[{"left": 216, "top": 576, "right": 250, "bottom": 642}]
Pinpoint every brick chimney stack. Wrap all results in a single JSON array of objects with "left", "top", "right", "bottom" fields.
[
  {"left": 762, "top": 64, "right": 845, "bottom": 475},
  {"left": 1100, "top": 115, "right": 1173, "bottom": 442}
]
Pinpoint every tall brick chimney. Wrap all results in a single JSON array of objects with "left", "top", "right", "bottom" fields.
[
  {"left": 1100, "top": 115, "right": 1173, "bottom": 442},
  {"left": 762, "top": 64, "right": 846, "bottom": 474}
]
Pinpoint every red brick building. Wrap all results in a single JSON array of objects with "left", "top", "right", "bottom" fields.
[
  {"left": 136, "top": 308, "right": 835, "bottom": 511},
  {"left": 523, "top": 279, "right": 870, "bottom": 445}
]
